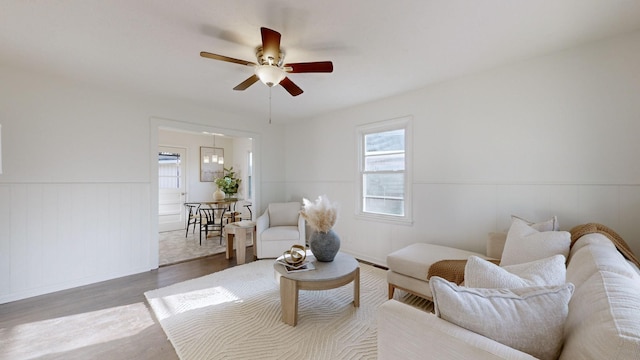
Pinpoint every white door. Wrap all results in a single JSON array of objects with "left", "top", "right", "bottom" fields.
[{"left": 158, "top": 146, "right": 187, "bottom": 232}]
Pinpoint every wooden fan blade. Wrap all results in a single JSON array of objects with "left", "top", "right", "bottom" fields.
[
  {"left": 280, "top": 77, "right": 303, "bottom": 96},
  {"left": 261, "top": 27, "right": 281, "bottom": 60},
  {"left": 200, "top": 51, "right": 256, "bottom": 66},
  {"left": 233, "top": 75, "right": 260, "bottom": 91},
  {"left": 285, "top": 61, "right": 333, "bottom": 73}
]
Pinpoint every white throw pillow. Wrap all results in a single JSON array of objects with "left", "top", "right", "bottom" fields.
[
  {"left": 511, "top": 215, "right": 559, "bottom": 231},
  {"left": 465, "top": 255, "right": 566, "bottom": 288},
  {"left": 488, "top": 216, "right": 559, "bottom": 259},
  {"left": 430, "top": 276, "right": 574, "bottom": 360},
  {"left": 500, "top": 218, "right": 570, "bottom": 266}
]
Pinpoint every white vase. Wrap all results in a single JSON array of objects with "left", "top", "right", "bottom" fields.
[{"left": 213, "top": 188, "right": 225, "bottom": 200}]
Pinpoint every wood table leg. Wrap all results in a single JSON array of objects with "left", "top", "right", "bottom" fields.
[
  {"left": 236, "top": 228, "right": 246, "bottom": 265},
  {"left": 353, "top": 267, "right": 360, "bottom": 307},
  {"left": 280, "top": 276, "right": 298, "bottom": 326},
  {"left": 225, "top": 233, "right": 234, "bottom": 260},
  {"left": 252, "top": 226, "right": 257, "bottom": 260}
]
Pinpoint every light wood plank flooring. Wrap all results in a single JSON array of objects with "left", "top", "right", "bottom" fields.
[{"left": 0, "top": 247, "right": 257, "bottom": 360}]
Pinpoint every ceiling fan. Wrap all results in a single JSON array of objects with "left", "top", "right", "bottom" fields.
[{"left": 200, "top": 27, "right": 333, "bottom": 96}]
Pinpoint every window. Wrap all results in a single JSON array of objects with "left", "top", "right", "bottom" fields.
[
  {"left": 357, "top": 117, "right": 412, "bottom": 223},
  {"left": 158, "top": 152, "right": 181, "bottom": 189},
  {"left": 247, "top": 150, "right": 253, "bottom": 199}
]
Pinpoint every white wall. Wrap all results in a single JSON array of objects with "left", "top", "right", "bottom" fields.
[
  {"left": 0, "top": 67, "right": 285, "bottom": 303},
  {"left": 285, "top": 30, "right": 640, "bottom": 265},
  {"left": 4, "top": 29, "right": 640, "bottom": 304}
]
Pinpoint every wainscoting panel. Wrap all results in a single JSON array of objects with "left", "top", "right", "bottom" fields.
[{"left": 0, "top": 182, "right": 152, "bottom": 304}]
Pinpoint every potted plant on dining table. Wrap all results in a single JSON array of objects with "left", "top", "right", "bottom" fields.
[{"left": 214, "top": 166, "right": 241, "bottom": 199}]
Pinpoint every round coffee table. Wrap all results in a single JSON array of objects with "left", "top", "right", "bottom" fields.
[{"left": 273, "top": 252, "right": 360, "bottom": 326}]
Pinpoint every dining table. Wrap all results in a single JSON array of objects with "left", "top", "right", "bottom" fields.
[
  {"left": 197, "top": 198, "right": 243, "bottom": 223},
  {"left": 198, "top": 198, "right": 240, "bottom": 206}
]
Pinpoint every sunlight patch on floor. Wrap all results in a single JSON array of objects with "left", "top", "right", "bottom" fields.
[
  {"left": 0, "top": 303, "right": 155, "bottom": 359},
  {"left": 150, "top": 286, "right": 242, "bottom": 321}
]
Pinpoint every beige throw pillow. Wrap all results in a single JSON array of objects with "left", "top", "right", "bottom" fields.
[
  {"left": 465, "top": 255, "right": 566, "bottom": 288},
  {"left": 430, "top": 276, "right": 574, "bottom": 360},
  {"left": 500, "top": 218, "right": 570, "bottom": 266}
]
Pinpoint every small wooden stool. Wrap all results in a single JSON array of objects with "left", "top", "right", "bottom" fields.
[{"left": 225, "top": 221, "right": 257, "bottom": 264}]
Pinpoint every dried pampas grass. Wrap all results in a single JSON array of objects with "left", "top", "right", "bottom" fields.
[{"left": 300, "top": 195, "right": 337, "bottom": 233}]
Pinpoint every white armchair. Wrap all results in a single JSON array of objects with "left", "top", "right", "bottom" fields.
[{"left": 256, "top": 202, "right": 306, "bottom": 259}]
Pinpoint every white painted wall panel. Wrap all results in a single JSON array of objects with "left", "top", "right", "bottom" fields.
[
  {"left": 0, "top": 183, "right": 151, "bottom": 304},
  {"left": 577, "top": 185, "right": 621, "bottom": 230},
  {"left": 419, "top": 184, "right": 497, "bottom": 253},
  {"left": 0, "top": 185, "right": 10, "bottom": 294}
]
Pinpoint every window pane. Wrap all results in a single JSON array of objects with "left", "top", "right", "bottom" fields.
[
  {"left": 365, "top": 129, "right": 404, "bottom": 153},
  {"left": 158, "top": 152, "right": 181, "bottom": 189},
  {"left": 247, "top": 151, "right": 253, "bottom": 199},
  {"left": 364, "top": 197, "right": 404, "bottom": 216},
  {"left": 364, "top": 153, "right": 404, "bottom": 171},
  {"left": 364, "top": 173, "right": 404, "bottom": 197},
  {"left": 159, "top": 176, "right": 178, "bottom": 189}
]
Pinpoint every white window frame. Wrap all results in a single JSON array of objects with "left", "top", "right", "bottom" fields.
[{"left": 355, "top": 116, "right": 412, "bottom": 224}]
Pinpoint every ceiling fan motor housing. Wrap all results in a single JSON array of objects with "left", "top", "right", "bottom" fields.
[{"left": 256, "top": 47, "right": 284, "bottom": 67}]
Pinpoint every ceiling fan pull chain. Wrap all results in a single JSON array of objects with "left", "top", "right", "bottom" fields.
[{"left": 269, "top": 87, "right": 272, "bottom": 124}]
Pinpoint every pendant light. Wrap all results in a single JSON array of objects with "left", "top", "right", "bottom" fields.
[{"left": 211, "top": 134, "right": 218, "bottom": 163}]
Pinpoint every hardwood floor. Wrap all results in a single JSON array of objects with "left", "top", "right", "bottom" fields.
[{"left": 0, "top": 247, "right": 257, "bottom": 360}]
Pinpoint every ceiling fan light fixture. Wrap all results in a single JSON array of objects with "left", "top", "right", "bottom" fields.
[{"left": 255, "top": 65, "right": 285, "bottom": 87}]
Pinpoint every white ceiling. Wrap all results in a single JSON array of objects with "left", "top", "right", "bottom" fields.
[{"left": 2, "top": 1, "right": 640, "bottom": 124}]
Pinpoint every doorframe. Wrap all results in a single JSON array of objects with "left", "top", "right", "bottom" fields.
[{"left": 149, "top": 116, "right": 261, "bottom": 269}]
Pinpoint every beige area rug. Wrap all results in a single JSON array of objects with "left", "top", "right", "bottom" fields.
[
  {"left": 159, "top": 230, "right": 253, "bottom": 266},
  {"left": 145, "top": 259, "right": 432, "bottom": 360}
]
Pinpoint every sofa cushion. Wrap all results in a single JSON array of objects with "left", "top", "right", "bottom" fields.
[
  {"left": 561, "top": 270, "right": 640, "bottom": 360},
  {"left": 268, "top": 202, "right": 301, "bottom": 227},
  {"left": 487, "top": 232, "right": 508, "bottom": 259},
  {"left": 465, "top": 255, "right": 566, "bottom": 288},
  {"left": 387, "top": 243, "right": 486, "bottom": 281},
  {"left": 569, "top": 232, "right": 617, "bottom": 256},
  {"left": 430, "top": 276, "right": 574, "bottom": 360},
  {"left": 378, "top": 300, "right": 537, "bottom": 360},
  {"left": 500, "top": 218, "right": 570, "bottom": 266},
  {"left": 566, "top": 235, "right": 640, "bottom": 290}
]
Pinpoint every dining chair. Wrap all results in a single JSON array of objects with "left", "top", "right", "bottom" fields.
[
  {"left": 244, "top": 203, "right": 253, "bottom": 220},
  {"left": 184, "top": 203, "right": 201, "bottom": 237},
  {"left": 222, "top": 199, "right": 248, "bottom": 224},
  {"left": 199, "top": 204, "right": 227, "bottom": 245},
  {"left": 223, "top": 202, "right": 242, "bottom": 224}
]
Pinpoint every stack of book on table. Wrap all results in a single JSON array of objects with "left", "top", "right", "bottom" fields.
[{"left": 275, "top": 255, "right": 315, "bottom": 273}]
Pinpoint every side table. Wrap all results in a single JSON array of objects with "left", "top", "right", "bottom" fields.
[{"left": 225, "top": 220, "right": 256, "bottom": 265}]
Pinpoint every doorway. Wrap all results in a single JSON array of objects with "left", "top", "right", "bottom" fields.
[{"left": 151, "top": 119, "right": 260, "bottom": 267}]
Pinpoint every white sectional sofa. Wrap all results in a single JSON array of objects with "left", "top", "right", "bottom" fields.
[{"left": 378, "top": 232, "right": 640, "bottom": 359}]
